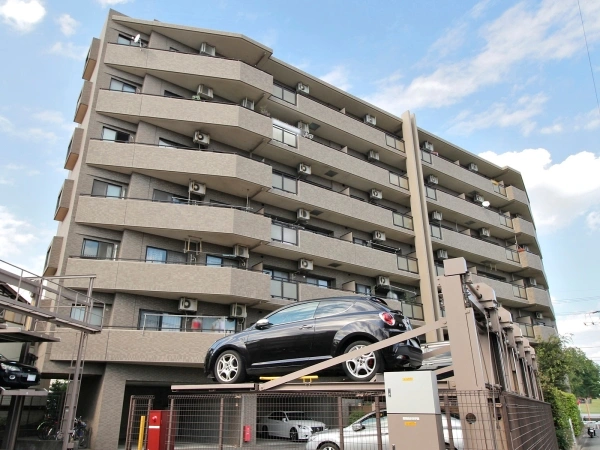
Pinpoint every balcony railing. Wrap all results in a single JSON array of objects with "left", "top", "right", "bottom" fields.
[
  {"left": 512, "top": 284, "right": 527, "bottom": 299},
  {"left": 519, "top": 323, "right": 534, "bottom": 338},
  {"left": 270, "top": 278, "right": 299, "bottom": 301},
  {"left": 397, "top": 255, "right": 418, "bottom": 274},
  {"left": 138, "top": 313, "right": 236, "bottom": 333}
]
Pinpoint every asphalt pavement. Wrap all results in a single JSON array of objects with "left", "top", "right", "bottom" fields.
[{"left": 579, "top": 433, "right": 600, "bottom": 449}]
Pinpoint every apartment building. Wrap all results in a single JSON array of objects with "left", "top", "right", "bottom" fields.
[{"left": 37, "top": 9, "right": 555, "bottom": 448}]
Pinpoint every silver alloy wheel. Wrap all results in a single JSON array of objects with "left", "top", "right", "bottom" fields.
[
  {"left": 344, "top": 344, "right": 376, "bottom": 379},
  {"left": 318, "top": 444, "right": 340, "bottom": 450},
  {"left": 216, "top": 353, "right": 239, "bottom": 382}
]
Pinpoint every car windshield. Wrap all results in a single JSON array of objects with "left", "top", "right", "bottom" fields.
[{"left": 286, "top": 412, "right": 306, "bottom": 420}]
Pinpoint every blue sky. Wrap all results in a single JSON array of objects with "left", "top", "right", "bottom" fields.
[{"left": 0, "top": 0, "right": 599, "bottom": 358}]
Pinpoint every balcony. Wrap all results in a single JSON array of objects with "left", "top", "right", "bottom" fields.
[
  {"left": 519, "top": 251, "right": 544, "bottom": 273},
  {"left": 506, "top": 185, "right": 529, "bottom": 205},
  {"left": 471, "top": 275, "right": 528, "bottom": 307},
  {"left": 512, "top": 216, "right": 537, "bottom": 240},
  {"left": 526, "top": 287, "right": 553, "bottom": 310},
  {"left": 261, "top": 229, "right": 420, "bottom": 285},
  {"left": 74, "top": 81, "right": 93, "bottom": 124},
  {"left": 258, "top": 136, "right": 410, "bottom": 200},
  {"left": 65, "top": 128, "right": 84, "bottom": 170},
  {"left": 533, "top": 325, "right": 557, "bottom": 342},
  {"left": 82, "top": 38, "right": 100, "bottom": 81},
  {"left": 299, "top": 283, "right": 360, "bottom": 302},
  {"left": 54, "top": 179, "right": 74, "bottom": 221},
  {"left": 50, "top": 326, "right": 226, "bottom": 365},
  {"left": 95, "top": 90, "right": 272, "bottom": 151},
  {"left": 63, "top": 258, "right": 272, "bottom": 305},
  {"left": 43, "top": 236, "right": 64, "bottom": 277},
  {"left": 75, "top": 196, "right": 272, "bottom": 247},
  {"left": 86, "top": 140, "right": 272, "bottom": 197},
  {"left": 104, "top": 43, "right": 273, "bottom": 99},
  {"left": 254, "top": 181, "right": 415, "bottom": 243}
]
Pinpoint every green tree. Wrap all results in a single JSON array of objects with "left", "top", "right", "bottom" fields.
[
  {"left": 46, "top": 380, "right": 68, "bottom": 419},
  {"left": 565, "top": 347, "right": 600, "bottom": 399}
]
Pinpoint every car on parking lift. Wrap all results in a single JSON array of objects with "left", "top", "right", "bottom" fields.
[
  {"left": 204, "top": 296, "right": 422, "bottom": 384},
  {"left": 305, "top": 410, "right": 464, "bottom": 450},
  {"left": 258, "top": 411, "right": 327, "bottom": 441},
  {"left": 0, "top": 354, "right": 40, "bottom": 389}
]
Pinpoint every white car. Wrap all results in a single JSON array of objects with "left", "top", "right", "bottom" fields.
[
  {"left": 305, "top": 410, "right": 464, "bottom": 450},
  {"left": 259, "top": 411, "right": 328, "bottom": 441}
]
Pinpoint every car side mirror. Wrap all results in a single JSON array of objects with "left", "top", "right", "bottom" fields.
[
  {"left": 352, "top": 423, "right": 364, "bottom": 432},
  {"left": 255, "top": 318, "right": 270, "bottom": 329}
]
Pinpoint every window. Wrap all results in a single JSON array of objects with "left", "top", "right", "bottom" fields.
[
  {"left": 152, "top": 189, "right": 186, "bottom": 204},
  {"left": 272, "top": 125, "right": 297, "bottom": 147},
  {"left": 271, "top": 222, "right": 298, "bottom": 245},
  {"left": 265, "top": 269, "right": 298, "bottom": 300},
  {"left": 272, "top": 172, "right": 297, "bottom": 193},
  {"left": 117, "top": 33, "right": 147, "bottom": 47},
  {"left": 393, "top": 212, "right": 414, "bottom": 230},
  {"left": 421, "top": 150, "right": 432, "bottom": 164},
  {"left": 315, "top": 300, "right": 353, "bottom": 318},
  {"left": 499, "top": 214, "right": 513, "bottom": 228},
  {"left": 512, "top": 284, "right": 527, "bottom": 299},
  {"left": 435, "top": 265, "right": 445, "bottom": 276},
  {"left": 353, "top": 237, "right": 370, "bottom": 247},
  {"left": 145, "top": 246, "right": 186, "bottom": 264},
  {"left": 272, "top": 84, "right": 296, "bottom": 104},
  {"left": 492, "top": 182, "right": 507, "bottom": 196},
  {"left": 389, "top": 172, "right": 409, "bottom": 190},
  {"left": 158, "top": 138, "right": 182, "bottom": 148},
  {"left": 425, "top": 185, "right": 437, "bottom": 200},
  {"left": 267, "top": 302, "right": 318, "bottom": 325},
  {"left": 102, "top": 126, "right": 131, "bottom": 142},
  {"left": 92, "top": 180, "right": 124, "bottom": 198},
  {"left": 430, "top": 224, "right": 442, "bottom": 239},
  {"left": 356, "top": 284, "right": 371, "bottom": 295},
  {"left": 81, "top": 239, "right": 116, "bottom": 259},
  {"left": 138, "top": 310, "right": 182, "bottom": 331},
  {"left": 109, "top": 78, "right": 136, "bottom": 93},
  {"left": 306, "top": 277, "right": 331, "bottom": 288},
  {"left": 55, "top": 189, "right": 63, "bottom": 213},
  {"left": 397, "top": 255, "right": 418, "bottom": 273},
  {"left": 71, "top": 305, "right": 104, "bottom": 326},
  {"left": 164, "top": 90, "right": 184, "bottom": 99}
]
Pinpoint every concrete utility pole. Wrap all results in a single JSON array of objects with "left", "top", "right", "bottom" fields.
[{"left": 584, "top": 310, "right": 600, "bottom": 326}]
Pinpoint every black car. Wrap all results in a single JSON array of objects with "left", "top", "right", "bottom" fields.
[
  {"left": 204, "top": 296, "right": 422, "bottom": 384},
  {"left": 0, "top": 354, "right": 40, "bottom": 388}
]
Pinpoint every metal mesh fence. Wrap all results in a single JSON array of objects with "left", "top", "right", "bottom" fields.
[
  {"left": 124, "top": 395, "right": 153, "bottom": 450},
  {"left": 128, "top": 388, "right": 558, "bottom": 450}
]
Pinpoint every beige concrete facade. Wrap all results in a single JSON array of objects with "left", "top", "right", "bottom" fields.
[{"left": 41, "top": 9, "right": 555, "bottom": 449}]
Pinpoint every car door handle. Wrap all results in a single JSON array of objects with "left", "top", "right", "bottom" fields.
[{"left": 299, "top": 324, "right": 313, "bottom": 329}]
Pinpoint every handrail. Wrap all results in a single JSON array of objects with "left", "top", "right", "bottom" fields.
[
  {"left": 436, "top": 223, "right": 527, "bottom": 255},
  {"left": 81, "top": 193, "right": 254, "bottom": 211},
  {"left": 139, "top": 313, "right": 235, "bottom": 333},
  {"left": 69, "top": 255, "right": 249, "bottom": 269}
]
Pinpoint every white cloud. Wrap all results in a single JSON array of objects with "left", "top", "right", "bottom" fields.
[
  {"left": 366, "top": 0, "right": 600, "bottom": 113},
  {"left": 33, "top": 110, "right": 65, "bottom": 124},
  {"left": 448, "top": 94, "right": 547, "bottom": 136},
  {"left": 0, "top": 178, "right": 13, "bottom": 185},
  {"left": 57, "top": 13, "right": 77, "bottom": 36},
  {"left": 479, "top": 148, "right": 600, "bottom": 232},
  {"left": 319, "top": 66, "right": 352, "bottom": 91},
  {"left": 95, "top": 0, "right": 131, "bottom": 6},
  {"left": 0, "top": 0, "right": 45, "bottom": 32},
  {"left": 586, "top": 211, "right": 600, "bottom": 231},
  {"left": 0, "top": 114, "right": 59, "bottom": 142},
  {"left": 3, "top": 163, "right": 40, "bottom": 176},
  {"left": 0, "top": 206, "right": 37, "bottom": 258},
  {"left": 49, "top": 41, "right": 88, "bottom": 60},
  {"left": 539, "top": 123, "right": 563, "bottom": 134},
  {"left": 575, "top": 108, "right": 600, "bottom": 130}
]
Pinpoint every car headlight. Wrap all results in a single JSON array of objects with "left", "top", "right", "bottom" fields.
[
  {"left": 0, "top": 363, "right": 20, "bottom": 372},
  {"left": 299, "top": 425, "right": 310, "bottom": 430}
]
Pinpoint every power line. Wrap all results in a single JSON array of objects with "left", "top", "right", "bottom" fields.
[{"left": 577, "top": 0, "right": 600, "bottom": 118}]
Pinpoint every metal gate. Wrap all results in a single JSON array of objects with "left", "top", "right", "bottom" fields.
[{"left": 124, "top": 395, "right": 154, "bottom": 450}]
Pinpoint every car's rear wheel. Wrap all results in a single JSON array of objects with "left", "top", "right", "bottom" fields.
[
  {"left": 342, "top": 340, "right": 381, "bottom": 381},
  {"left": 318, "top": 443, "right": 340, "bottom": 450},
  {"left": 259, "top": 425, "right": 269, "bottom": 438},
  {"left": 213, "top": 350, "right": 245, "bottom": 384},
  {"left": 290, "top": 428, "right": 298, "bottom": 441}
]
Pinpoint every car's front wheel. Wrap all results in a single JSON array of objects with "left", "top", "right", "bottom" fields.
[
  {"left": 342, "top": 340, "right": 381, "bottom": 381},
  {"left": 290, "top": 427, "right": 298, "bottom": 441},
  {"left": 318, "top": 443, "right": 340, "bottom": 450},
  {"left": 213, "top": 350, "right": 246, "bottom": 384}
]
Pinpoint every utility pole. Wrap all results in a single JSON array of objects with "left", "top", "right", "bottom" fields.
[{"left": 584, "top": 310, "right": 600, "bottom": 326}]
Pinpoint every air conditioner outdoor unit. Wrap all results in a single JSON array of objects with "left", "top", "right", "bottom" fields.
[
  {"left": 233, "top": 245, "right": 249, "bottom": 259},
  {"left": 436, "top": 249, "right": 448, "bottom": 260},
  {"left": 297, "top": 121, "right": 310, "bottom": 133},
  {"left": 199, "top": 42, "right": 216, "bottom": 56},
  {"left": 514, "top": 214, "right": 523, "bottom": 219},
  {"left": 298, "top": 258, "right": 314, "bottom": 271},
  {"left": 528, "top": 277, "right": 537, "bottom": 287},
  {"left": 193, "top": 131, "right": 210, "bottom": 147},
  {"left": 474, "top": 194, "right": 485, "bottom": 204},
  {"left": 422, "top": 141, "right": 434, "bottom": 152},
  {"left": 367, "top": 150, "right": 380, "bottom": 162},
  {"left": 376, "top": 275, "right": 390, "bottom": 287},
  {"left": 479, "top": 227, "right": 491, "bottom": 238},
  {"left": 189, "top": 181, "right": 206, "bottom": 196},
  {"left": 178, "top": 297, "right": 197, "bottom": 312},
  {"left": 197, "top": 84, "right": 214, "bottom": 100},
  {"left": 297, "top": 208, "right": 310, "bottom": 221},
  {"left": 468, "top": 163, "right": 479, "bottom": 172},
  {"left": 297, "top": 82, "right": 310, "bottom": 94},
  {"left": 297, "top": 163, "right": 312, "bottom": 176},
  {"left": 230, "top": 303, "right": 247, "bottom": 318},
  {"left": 372, "top": 230, "right": 386, "bottom": 242},
  {"left": 364, "top": 114, "right": 377, "bottom": 126},
  {"left": 430, "top": 211, "right": 443, "bottom": 221},
  {"left": 370, "top": 189, "right": 383, "bottom": 200},
  {"left": 241, "top": 98, "right": 255, "bottom": 110},
  {"left": 535, "top": 312, "right": 543, "bottom": 320},
  {"left": 521, "top": 244, "right": 530, "bottom": 252},
  {"left": 426, "top": 175, "right": 438, "bottom": 185}
]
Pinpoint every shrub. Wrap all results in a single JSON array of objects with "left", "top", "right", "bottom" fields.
[{"left": 544, "top": 387, "right": 581, "bottom": 449}]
